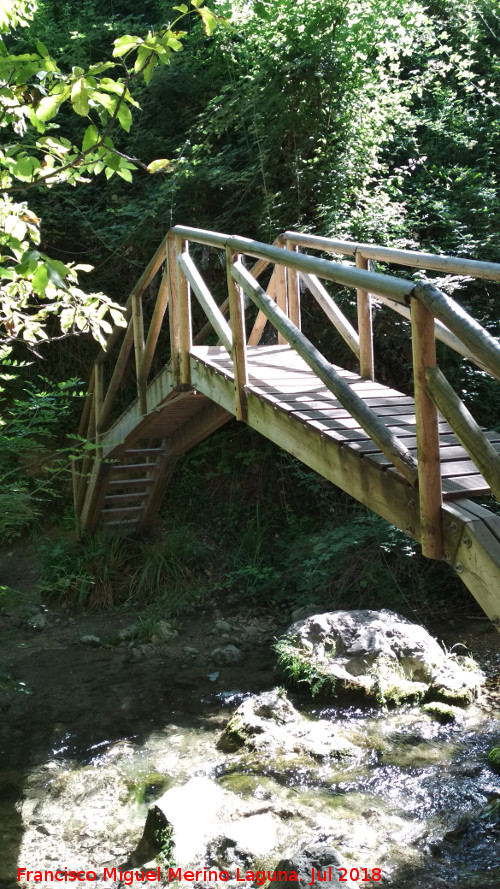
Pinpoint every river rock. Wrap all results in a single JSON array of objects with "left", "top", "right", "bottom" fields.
[
  {"left": 218, "top": 689, "right": 359, "bottom": 759},
  {"left": 129, "top": 776, "right": 292, "bottom": 873},
  {"left": 276, "top": 610, "right": 483, "bottom": 705},
  {"left": 211, "top": 644, "right": 245, "bottom": 666},
  {"left": 274, "top": 841, "right": 358, "bottom": 888}
]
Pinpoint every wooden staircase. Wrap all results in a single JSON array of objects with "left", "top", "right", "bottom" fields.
[
  {"left": 74, "top": 226, "right": 500, "bottom": 625},
  {"left": 101, "top": 446, "right": 167, "bottom": 531}
]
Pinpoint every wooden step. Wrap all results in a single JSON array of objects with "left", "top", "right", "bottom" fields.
[
  {"left": 102, "top": 505, "right": 144, "bottom": 517},
  {"left": 102, "top": 518, "right": 141, "bottom": 528},
  {"left": 110, "top": 463, "right": 160, "bottom": 474},
  {"left": 108, "top": 477, "right": 156, "bottom": 487},
  {"left": 104, "top": 492, "right": 148, "bottom": 504},
  {"left": 123, "top": 448, "right": 164, "bottom": 457}
]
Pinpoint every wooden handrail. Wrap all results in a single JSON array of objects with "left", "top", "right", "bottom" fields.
[
  {"left": 171, "top": 226, "right": 414, "bottom": 304},
  {"left": 412, "top": 282, "right": 500, "bottom": 382},
  {"left": 283, "top": 231, "right": 500, "bottom": 281},
  {"left": 299, "top": 271, "right": 360, "bottom": 359},
  {"left": 231, "top": 259, "right": 419, "bottom": 486}
]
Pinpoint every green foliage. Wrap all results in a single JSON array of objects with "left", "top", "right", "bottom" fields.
[
  {"left": 0, "top": 370, "right": 86, "bottom": 539},
  {"left": 0, "top": 0, "right": 218, "bottom": 356},
  {"left": 0, "top": 485, "right": 41, "bottom": 542},
  {"left": 274, "top": 636, "right": 336, "bottom": 698},
  {"left": 213, "top": 504, "right": 282, "bottom": 601},
  {"left": 488, "top": 746, "right": 500, "bottom": 774},
  {"left": 156, "top": 824, "right": 175, "bottom": 868},
  {"left": 37, "top": 531, "right": 129, "bottom": 607},
  {"left": 129, "top": 526, "right": 210, "bottom": 615}
]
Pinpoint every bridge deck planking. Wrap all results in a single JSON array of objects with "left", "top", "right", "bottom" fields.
[{"left": 191, "top": 345, "right": 497, "bottom": 501}]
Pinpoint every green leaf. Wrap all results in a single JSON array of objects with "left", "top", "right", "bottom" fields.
[
  {"left": 145, "top": 56, "right": 158, "bottom": 84},
  {"left": 92, "top": 91, "right": 116, "bottom": 115},
  {"left": 15, "top": 250, "right": 40, "bottom": 276},
  {"left": 117, "top": 102, "right": 132, "bottom": 132},
  {"left": 113, "top": 35, "right": 142, "bottom": 58},
  {"left": 87, "top": 62, "right": 116, "bottom": 75},
  {"left": 36, "top": 40, "right": 49, "bottom": 58},
  {"left": 117, "top": 168, "right": 133, "bottom": 182},
  {"left": 71, "top": 78, "right": 89, "bottom": 117},
  {"left": 31, "top": 264, "right": 48, "bottom": 297},
  {"left": 29, "top": 107, "right": 45, "bottom": 134},
  {"left": 12, "top": 155, "right": 40, "bottom": 181},
  {"left": 45, "top": 259, "right": 69, "bottom": 291},
  {"left": 166, "top": 36, "right": 183, "bottom": 51},
  {"left": 99, "top": 78, "right": 127, "bottom": 97},
  {"left": 191, "top": 0, "right": 204, "bottom": 7},
  {"left": 103, "top": 152, "right": 121, "bottom": 171},
  {"left": 197, "top": 6, "right": 217, "bottom": 36},
  {"left": 173, "top": 4, "right": 188, "bottom": 12},
  {"left": 36, "top": 92, "right": 66, "bottom": 122},
  {"left": 82, "top": 124, "right": 99, "bottom": 152},
  {"left": 134, "top": 44, "right": 153, "bottom": 73},
  {"left": 147, "top": 158, "right": 172, "bottom": 173}
]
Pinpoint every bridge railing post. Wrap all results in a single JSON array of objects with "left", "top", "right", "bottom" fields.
[
  {"left": 285, "top": 239, "right": 301, "bottom": 330},
  {"left": 275, "top": 236, "right": 288, "bottom": 345},
  {"left": 226, "top": 246, "right": 248, "bottom": 421},
  {"left": 411, "top": 297, "right": 443, "bottom": 559},
  {"left": 174, "top": 235, "right": 192, "bottom": 386},
  {"left": 167, "top": 231, "right": 180, "bottom": 386},
  {"left": 355, "top": 251, "right": 374, "bottom": 381}
]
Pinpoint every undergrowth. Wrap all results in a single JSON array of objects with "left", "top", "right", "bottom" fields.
[
  {"left": 32, "top": 422, "right": 475, "bottom": 626},
  {"left": 274, "top": 636, "right": 336, "bottom": 698}
]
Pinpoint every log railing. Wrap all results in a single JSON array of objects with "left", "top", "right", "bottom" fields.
[{"left": 75, "top": 226, "right": 500, "bottom": 560}]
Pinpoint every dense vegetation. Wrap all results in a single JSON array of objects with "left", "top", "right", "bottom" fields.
[{"left": 1, "top": 0, "right": 499, "bottom": 624}]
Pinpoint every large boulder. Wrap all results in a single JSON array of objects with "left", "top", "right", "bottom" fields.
[
  {"left": 276, "top": 610, "right": 483, "bottom": 705},
  {"left": 218, "top": 690, "right": 359, "bottom": 759},
  {"left": 126, "top": 776, "right": 295, "bottom": 874},
  {"left": 274, "top": 841, "right": 359, "bottom": 888}
]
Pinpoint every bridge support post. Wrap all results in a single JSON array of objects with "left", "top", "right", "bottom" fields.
[
  {"left": 355, "top": 252, "right": 374, "bottom": 380},
  {"left": 275, "top": 238, "right": 288, "bottom": 344},
  {"left": 411, "top": 297, "right": 443, "bottom": 559},
  {"left": 285, "top": 239, "right": 301, "bottom": 330},
  {"left": 175, "top": 236, "right": 192, "bottom": 386},
  {"left": 226, "top": 247, "right": 248, "bottom": 421},
  {"left": 167, "top": 232, "right": 181, "bottom": 386}
]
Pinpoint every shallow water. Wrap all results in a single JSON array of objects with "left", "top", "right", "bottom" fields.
[{"left": 2, "top": 618, "right": 500, "bottom": 889}]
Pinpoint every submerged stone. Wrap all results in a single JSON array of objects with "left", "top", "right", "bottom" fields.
[
  {"left": 274, "top": 841, "right": 358, "bottom": 888},
  {"left": 422, "top": 702, "right": 463, "bottom": 724},
  {"left": 275, "top": 610, "right": 483, "bottom": 706},
  {"left": 218, "top": 689, "right": 359, "bottom": 759}
]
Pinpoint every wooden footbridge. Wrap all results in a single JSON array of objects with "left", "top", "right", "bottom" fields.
[{"left": 74, "top": 227, "right": 500, "bottom": 624}]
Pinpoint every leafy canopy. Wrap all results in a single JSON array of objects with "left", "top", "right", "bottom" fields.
[{"left": 0, "top": 0, "right": 218, "bottom": 356}]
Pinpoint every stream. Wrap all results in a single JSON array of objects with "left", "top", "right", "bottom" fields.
[{"left": 1, "top": 604, "right": 500, "bottom": 889}]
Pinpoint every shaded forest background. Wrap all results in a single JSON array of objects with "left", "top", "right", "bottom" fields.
[{"left": 1, "top": 0, "right": 499, "bottom": 626}]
